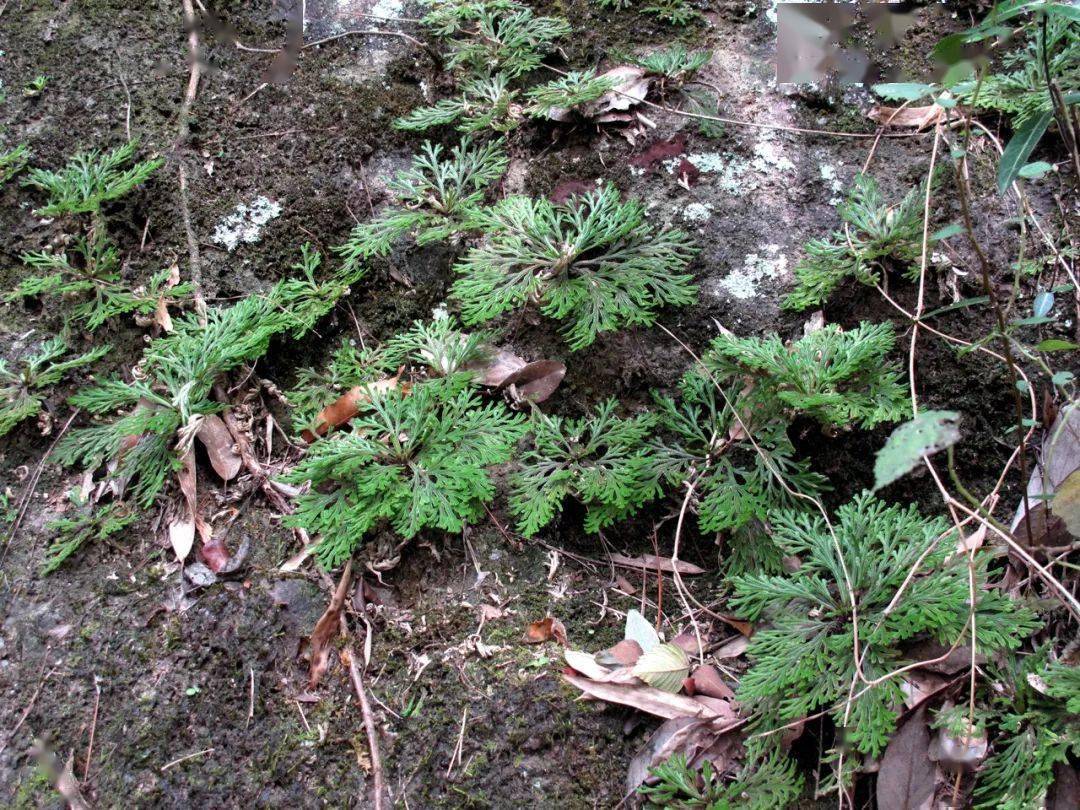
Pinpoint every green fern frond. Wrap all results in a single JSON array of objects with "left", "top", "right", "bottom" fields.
[
  {"left": 453, "top": 184, "right": 697, "bottom": 350},
  {"left": 524, "top": 70, "right": 617, "bottom": 118},
  {"left": 395, "top": 74, "right": 524, "bottom": 133},
  {"left": 334, "top": 137, "right": 508, "bottom": 269},
  {"left": 639, "top": 747, "right": 803, "bottom": 809},
  {"left": 642, "top": 0, "right": 701, "bottom": 26},
  {"left": 284, "top": 379, "right": 526, "bottom": 568},
  {"left": 697, "top": 322, "right": 908, "bottom": 429},
  {"left": 445, "top": 7, "right": 570, "bottom": 78},
  {"left": 510, "top": 399, "right": 659, "bottom": 536},
  {"left": 783, "top": 173, "right": 932, "bottom": 310},
  {"left": 0, "top": 337, "right": 108, "bottom": 436},
  {"left": 627, "top": 44, "right": 710, "bottom": 84},
  {"left": 23, "top": 140, "right": 162, "bottom": 217},
  {"left": 382, "top": 313, "right": 492, "bottom": 378},
  {"left": 731, "top": 493, "right": 1039, "bottom": 759},
  {"left": 1, "top": 143, "right": 29, "bottom": 186},
  {"left": 44, "top": 502, "right": 137, "bottom": 574}
]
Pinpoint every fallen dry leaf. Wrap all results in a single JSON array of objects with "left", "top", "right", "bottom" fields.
[
  {"left": 564, "top": 672, "right": 727, "bottom": 721},
  {"left": 877, "top": 705, "right": 934, "bottom": 810},
  {"left": 1049, "top": 762, "right": 1080, "bottom": 810},
  {"left": 596, "top": 639, "right": 644, "bottom": 668},
  {"left": 471, "top": 348, "right": 526, "bottom": 387},
  {"left": 168, "top": 447, "right": 211, "bottom": 563},
  {"left": 307, "top": 561, "right": 352, "bottom": 689},
  {"left": 524, "top": 616, "right": 567, "bottom": 646},
  {"left": 564, "top": 649, "right": 612, "bottom": 680},
  {"left": 303, "top": 374, "right": 404, "bottom": 442},
  {"left": 501, "top": 360, "right": 566, "bottom": 405},
  {"left": 582, "top": 66, "right": 652, "bottom": 119},
  {"left": 1012, "top": 400, "right": 1080, "bottom": 545},
  {"left": 613, "top": 574, "right": 637, "bottom": 594},
  {"left": 606, "top": 552, "right": 706, "bottom": 575},
  {"left": 629, "top": 134, "right": 687, "bottom": 172},
  {"left": 196, "top": 413, "right": 242, "bottom": 481},
  {"left": 690, "top": 665, "right": 735, "bottom": 700},
  {"left": 632, "top": 643, "right": 690, "bottom": 693},
  {"left": 626, "top": 717, "right": 718, "bottom": 794},
  {"left": 713, "top": 635, "right": 750, "bottom": 659},
  {"left": 868, "top": 103, "right": 945, "bottom": 130}
]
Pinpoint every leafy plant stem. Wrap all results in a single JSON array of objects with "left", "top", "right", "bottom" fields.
[
  {"left": 954, "top": 107, "right": 1036, "bottom": 546},
  {"left": 1040, "top": 12, "right": 1080, "bottom": 185}
]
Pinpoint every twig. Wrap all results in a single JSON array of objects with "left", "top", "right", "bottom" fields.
[
  {"left": 0, "top": 656, "right": 56, "bottom": 756},
  {"left": 83, "top": 677, "right": 101, "bottom": 781},
  {"left": 246, "top": 667, "right": 255, "bottom": 727},
  {"left": 344, "top": 646, "right": 386, "bottom": 810},
  {"left": 4, "top": 409, "right": 80, "bottom": 553},
  {"left": 161, "top": 747, "right": 215, "bottom": 772},
  {"left": 909, "top": 125, "right": 943, "bottom": 414},
  {"left": 446, "top": 706, "right": 468, "bottom": 778},
  {"left": 177, "top": 0, "right": 206, "bottom": 318},
  {"left": 118, "top": 71, "right": 133, "bottom": 141}
]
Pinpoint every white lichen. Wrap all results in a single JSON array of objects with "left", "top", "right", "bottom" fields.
[
  {"left": 212, "top": 196, "right": 282, "bottom": 252},
  {"left": 715, "top": 245, "right": 789, "bottom": 300},
  {"left": 819, "top": 163, "right": 844, "bottom": 205},
  {"left": 682, "top": 202, "right": 713, "bottom": 225}
]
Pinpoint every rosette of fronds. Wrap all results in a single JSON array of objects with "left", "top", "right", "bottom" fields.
[
  {"left": 23, "top": 140, "right": 161, "bottom": 217},
  {"left": 954, "top": 16, "right": 1079, "bottom": 128},
  {"left": 523, "top": 69, "right": 617, "bottom": 118},
  {"left": 695, "top": 322, "right": 908, "bottom": 430},
  {"left": 12, "top": 251, "right": 193, "bottom": 331},
  {"left": 973, "top": 651, "right": 1080, "bottom": 808},
  {"left": 335, "top": 137, "right": 508, "bottom": 271},
  {"left": 626, "top": 44, "right": 710, "bottom": 86},
  {"left": 0, "top": 336, "right": 108, "bottom": 436},
  {"left": 395, "top": 74, "right": 524, "bottom": 133},
  {"left": 784, "top": 173, "right": 931, "bottom": 310},
  {"left": 510, "top": 399, "right": 659, "bottom": 535},
  {"left": 643, "top": 0, "right": 700, "bottom": 26},
  {"left": 649, "top": 379, "right": 827, "bottom": 539},
  {"left": 445, "top": 7, "right": 570, "bottom": 78},
  {"left": 453, "top": 184, "right": 698, "bottom": 350},
  {"left": 1, "top": 143, "right": 29, "bottom": 186},
  {"left": 731, "top": 493, "right": 1039, "bottom": 758},
  {"left": 417, "top": 0, "right": 525, "bottom": 37},
  {"left": 381, "top": 313, "right": 492, "bottom": 378},
  {"left": 284, "top": 376, "right": 526, "bottom": 569},
  {"left": 640, "top": 749, "right": 803, "bottom": 810},
  {"left": 287, "top": 340, "right": 392, "bottom": 435},
  {"left": 56, "top": 247, "right": 352, "bottom": 509}
]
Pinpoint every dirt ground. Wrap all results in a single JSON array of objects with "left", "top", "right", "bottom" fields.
[{"left": 0, "top": 1, "right": 1073, "bottom": 807}]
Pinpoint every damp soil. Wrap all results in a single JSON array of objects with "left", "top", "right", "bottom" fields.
[{"left": 0, "top": 1, "right": 1074, "bottom": 807}]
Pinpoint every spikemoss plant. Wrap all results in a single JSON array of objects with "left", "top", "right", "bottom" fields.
[
  {"left": 0, "top": 337, "right": 108, "bottom": 436},
  {"left": 453, "top": 184, "right": 698, "bottom": 350}
]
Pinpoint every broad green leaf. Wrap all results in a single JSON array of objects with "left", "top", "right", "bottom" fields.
[
  {"left": 1046, "top": 2, "right": 1080, "bottom": 21},
  {"left": 1018, "top": 161, "right": 1053, "bottom": 179},
  {"left": 872, "top": 82, "right": 935, "bottom": 101},
  {"left": 1052, "top": 470, "right": 1080, "bottom": 538},
  {"left": 997, "top": 110, "right": 1053, "bottom": 193},
  {"left": 631, "top": 642, "right": 689, "bottom": 693},
  {"left": 1036, "top": 339, "right": 1079, "bottom": 352},
  {"left": 625, "top": 608, "right": 660, "bottom": 653},
  {"left": 1034, "top": 290, "right": 1055, "bottom": 317},
  {"left": 1053, "top": 371, "right": 1075, "bottom": 386},
  {"left": 873, "top": 410, "right": 962, "bottom": 491},
  {"left": 931, "top": 223, "right": 965, "bottom": 241}
]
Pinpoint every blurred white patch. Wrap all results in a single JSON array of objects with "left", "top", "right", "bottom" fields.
[{"left": 212, "top": 196, "right": 282, "bottom": 252}]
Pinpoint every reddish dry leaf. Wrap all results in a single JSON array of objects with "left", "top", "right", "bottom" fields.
[
  {"left": 501, "top": 360, "right": 566, "bottom": 405},
  {"left": 168, "top": 447, "right": 210, "bottom": 562},
  {"left": 549, "top": 179, "right": 598, "bottom": 204},
  {"left": 471, "top": 348, "right": 527, "bottom": 387},
  {"left": 307, "top": 561, "right": 353, "bottom": 689},
  {"left": 676, "top": 158, "right": 700, "bottom": 186},
  {"left": 595, "top": 639, "right": 644, "bottom": 668},
  {"left": 606, "top": 552, "right": 706, "bottom": 575},
  {"left": 613, "top": 574, "right": 637, "bottom": 595},
  {"left": 877, "top": 705, "right": 934, "bottom": 810},
  {"left": 303, "top": 374, "right": 404, "bottom": 442},
  {"left": 671, "top": 632, "right": 700, "bottom": 655},
  {"left": 868, "top": 104, "right": 945, "bottom": 130},
  {"left": 200, "top": 538, "right": 231, "bottom": 573},
  {"left": 713, "top": 635, "right": 749, "bottom": 659},
  {"left": 524, "top": 616, "right": 567, "bottom": 646},
  {"left": 692, "top": 695, "right": 738, "bottom": 721},
  {"left": 196, "top": 413, "right": 242, "bottom": 481},
  {"left": 690, "top": 665, "right": 735, "bottom": 700},
  {"left": 564, "top": 672, "right": 725, "bottom": 720}
]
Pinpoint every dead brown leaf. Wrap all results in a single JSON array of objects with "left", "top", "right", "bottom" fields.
[
  {"left": 596, "top": 639, "right": 644, "bottom": 667},
  {"left": 1049, "top": 762, "right": 1080, "bottom": 810},
  {"left": 877, "top": 705, "right": 934, "bottom": 810},
  {"left": 196, "top": 413, "right": 242, "bottom": 481},
  {"left": 303, "top": 374, "right": 404, "bottom": 442},
  {"left": 307, "top": 561, "right": 352, "bottom": 689},
  {"left": 168, "top": 447, "right": 211, "bottom": 562},
  {"left": 868, "top": 104, "right": 945, "bottom": 130},
  {"left": 713, "top": 635, "right": 749, "bottom": 659},
  {"left": 626, "top": 717, "right": 718, "bottom": 793},
  {"left": 690, "top": 665, "right": 735, "bottom": 700},
  {"left": 606, "top": 552, "right": 706, "bottom": 575},
  {"left": 501, "top": 360, "right": 566, "bottom": 405},
  {"left": 564, "top": 672, "right": 726, "bottom": 721},
  {"left": 524, "top": 616, "right": 567, "bottom": 646},
  {"left": 471, "top": 348, "right": 526, "bottom": 387}
]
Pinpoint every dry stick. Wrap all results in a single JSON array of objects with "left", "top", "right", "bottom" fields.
[
  {"left": 955, "top": 112, "right": 1037, "bottom": 546},
  {"left": 3, "top": 409, "right": 80, "bottom": 552},
  {"left": 0, "top": 656, "right": 56, "bottom": 756},
  {"left": 83, "top": 678, "right": 101, "bottom": 782},
  {"left": 1039, "top": 13, "right": 1080, "bottom": 185},
  {"left": 344, "top": 646, "right": 386, "bottom": 810},
  {"left": 178, "top": 0, "right": 205, "bottom": 318},
  {"left": 161, "top": 747, "right": 215, "bottom": 772},
  {"left": 541, "top": 64, "right": 919, "bottom": 141},
  {"left": 909, "top": 125, "right": 943, "bottom": 415}
]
